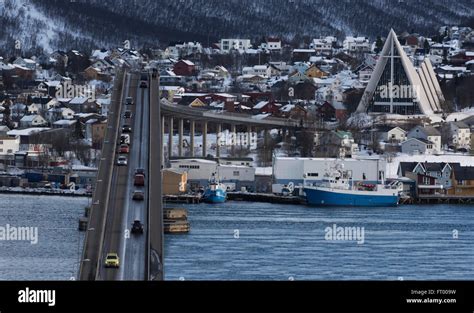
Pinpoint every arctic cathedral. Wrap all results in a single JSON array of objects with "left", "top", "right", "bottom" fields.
[{"left": 357, "top": 29, "right": 444, "bottom": 116}]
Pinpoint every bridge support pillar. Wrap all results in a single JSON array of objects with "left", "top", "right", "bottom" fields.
[
  {"left": 231, "top": 124, "right": 236, "bottom": 155},
  {"left": 168, "top": 117, "right": 173, "bottom": 159},
  {"left": 178, "top": 119, "right": 183, "bottom": 157},
  {"left": 264, "top": 128, "right": 269, "bottom": 148},
  {"left": 247, "top": 125, "right": 252, "bottom": 150},
  {"left": 216, "top": 123, "right": 222, "bottom": 158},
  {"left": 161, "top": 115, "right": 165, "bottom": 162},
  {"left": 190, "top": 120, "right": 195, "bottom": 157},
  {"left": 202, "top": 121, "right": 208, "bottom": 157}
]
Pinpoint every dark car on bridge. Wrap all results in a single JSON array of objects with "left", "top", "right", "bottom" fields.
[
  {"left": 132, "top": 191, "right": 144, "bottom": 201},
  {"left": 131, "top": 220, "right": 144, "bottom": 234},
  {"left": 124, "top": 110, "right": 132, "bottom": 119},
  {"left": 122, "top": 125, "right": 132, "bottom": 133},
  {"left": 135, "top": 168, "right": 145, "bottom": 177},
  {"left": 140, "top": 72, "right": 148, "bottom": 88},
  {"left": 125, "top": 97, "right": 133, "bottom": 105}
]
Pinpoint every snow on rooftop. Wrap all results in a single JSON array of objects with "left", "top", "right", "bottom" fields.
[{"left": 7, "top": 127, "right": 50, "bottom": 136}]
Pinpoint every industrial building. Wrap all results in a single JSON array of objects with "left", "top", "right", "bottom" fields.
[
  {"left": 168, "top": 158, "right": 255, "bottom": 191},
  {"left": 272, "top": 157, "right": 387, "bottom": 193}
]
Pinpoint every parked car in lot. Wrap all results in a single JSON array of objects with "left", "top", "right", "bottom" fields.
[
  {"left": 117, "top": 155, "right": 127, "bottom": 166},
  {"left": 125, "top": 97, "right": 133, "bottom": 105},
  {"left": 134, "top": 173, "right": 145, "bottom": 186},
  {"left": 132, "top": 191, "right": 144, "bottom": 201},
  {"left": 119, "top": 144, "right": 129, "bottom": 154},
  {"left": 124, "top": 111, "right": 132, "bottom": 119},
  {"left": 104, "top": 253, "right": 120, "bottom": 268},
  {"left": 131, "top": 220, "right": 144, "bottom": 234},
  {"left": 122, "top": 125, "right": 132, "bottom": 133},
  {"left": 120, "top": 134, "right": 130, "bottom": 145}
]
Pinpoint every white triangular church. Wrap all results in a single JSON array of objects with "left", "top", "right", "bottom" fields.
[{"left": 357, "top": 29, "right": 444, "bottom": 116}]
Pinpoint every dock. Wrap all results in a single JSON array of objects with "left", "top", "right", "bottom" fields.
[
  {"left": 227, "top": 192, "right": 306, "bottom": 204},
  {"left": 414, "top": 194, "right": 474, "bottom": 204},
  {"left": 163, "top": 194, "right": 201, "bottom": 204}
]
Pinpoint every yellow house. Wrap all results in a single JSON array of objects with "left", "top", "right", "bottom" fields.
[
  {"left": 189, "top": 98, "right": 207, "bottom": 108},
  {"left": 163, "top": 169, "right": 187, "bottom": 195},
  {"left": 305, "top": 64, "right": 328, "bottom": 78}
]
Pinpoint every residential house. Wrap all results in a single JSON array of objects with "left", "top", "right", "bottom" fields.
[
  {"left": 52, "top": 119, "right": 77, "bottom": 129},
  {"left": 68, "top": 97, "right": 98, "bottom": 113},
  {"left": 401, "top": 138, "right": 436, "bottom": 154},
  {"left": 252, "top": 101, "right": 280, "bottom": 115},
  {"left": 173, "top": 60, "right": 196, "bottom": 76},
  {"left": 382, "top": 127, "right": 407, "bottom": 143},
  {"left": 407, "top": 125, "right": 441, "bottom": 153},
  {"left": 13, "top": 57, "right": 37, "bottom": 71},
  {"left": 343, "top": 36, "right": 371, "bottom": 54},
  {"left": 309, "top": 37, "right": 335, "bottom": 56},
  {"left": 305, "top": 64, "right": 328, "bottom": 78},
  {"left": 318, "top": 101, "right": 347, "bottom": 121},
  {"left": 46, "top": 107, "right": 75, "bottom": 123},
  {"left": 86, "top": 119, "right": 107, "bottom": 149},
  {"left": 19, "top": 114, "right": 47, "bottom": 128},
  {"left": 261, "top": 37, "right": 281, "bottom": 51},
  {"left": 448, "top": 121, "right": 471, "bottom": 149},
  {"left": 449, "top": 164, "right": 474, "bottom": 196},
  {"left": 27, "top": 103, "right": 42, "bottom": 115}
]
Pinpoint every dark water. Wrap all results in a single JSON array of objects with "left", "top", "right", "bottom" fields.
[
  {"left": 0, "top": 194, "right": 87, "bottom": 280},
  {"left": 164, "top": 201, "right": 474, "bottom": 280},
  {"left": 1, "top": 195, "right": 473, "bottom": 280}
]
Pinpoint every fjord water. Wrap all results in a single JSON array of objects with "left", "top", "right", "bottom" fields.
[
  {"left": 0, "top": 194, "right": 473, "bottom": 280},
  {"left": 0, "top": 195, "right": 87, "bottom": 280},
  {"left": 164, "top": 201, "right": 474, "bottom": 280}
]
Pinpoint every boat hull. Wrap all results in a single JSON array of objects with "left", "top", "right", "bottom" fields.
[
  {"left": 304, "top": 187, "right": 399, "bottom": 207},
  {"left": 202, "top": 189, "right": 227, "bottom": 203}
]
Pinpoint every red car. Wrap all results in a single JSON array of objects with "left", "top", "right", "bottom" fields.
[
  {"left": 119, "top": 144, "right": 129, "bottom": 154},
  {"left": 134, "top": 174, "right": 145, "bottom": 186}
]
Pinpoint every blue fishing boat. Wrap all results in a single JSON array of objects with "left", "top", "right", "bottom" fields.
[
  {"left": 304, "top": 163, "right": 401, "bottom": 207},
  {"left": 202, "top": 174, "right": 227, "bottom": 203}
]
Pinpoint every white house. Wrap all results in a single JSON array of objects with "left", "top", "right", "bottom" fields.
[
  {"left": 261, "top": 38, "right": 281, "bottom": 51},
  {"left": 45, "top": 107, "right": 75, "bottom": 123},
  {"left": 242, "top": 65, "right": 271, "bottom": 78},
  {"left": 13, "top": 57, "right": 37, "bottom": 70},
  {"left": 19, "top": 115, "right": 47, "bottom": 128},
  {"left": 343, "top": 36, "right": 371, "bottom": 53},
  {"left": 382, "top": 127, "right": 407, "bottom": 142},
  {"left": 407, "top": 125, "right": 441, "bottom": 153},
  {"left": 27, "top": 103, "right": 42, "bottom": 115},
  {"left": 0, "top": 136, "right": 20, "bottom": 155},
  {"left": 448, "top": 121, "right": 471, "bottom": 149},
  {"left": 401, "top": 138, "right": 436, "bottom": 154},
  {"left": 220, "top": 39, "right": 252, "bottom": 53},
  {"left": 309, "top": 37, "right": 335, "bottom": 55}
]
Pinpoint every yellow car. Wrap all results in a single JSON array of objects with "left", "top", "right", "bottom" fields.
[{"left": 104, "top": 253, "right": 120, "bottom": 268}]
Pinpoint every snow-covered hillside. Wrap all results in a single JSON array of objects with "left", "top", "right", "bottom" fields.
[{"left": 0, "top": 0, "right": 472, "bottom": 54}]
